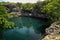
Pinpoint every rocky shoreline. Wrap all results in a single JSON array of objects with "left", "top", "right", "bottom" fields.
[
  {"left": 11, "top": 12, "right": 60, "bottom": 40},
  {"left": 42, "top": 21, "right": 60, "bottom": 40},
  {"left": 10, "top": 12, "right": 48, "bottom": 20}
]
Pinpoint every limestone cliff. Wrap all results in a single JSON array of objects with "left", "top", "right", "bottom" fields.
[{"left": 42, "top": 21, "right": 60, "bottom": 40}]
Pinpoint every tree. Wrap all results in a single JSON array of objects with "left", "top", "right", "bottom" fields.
[
  {"left": 16, "top": 2, "right": 22, "bottom": 13},
  {"left": 21, "top": 3, "right": 34, "bottom": 13},
  {"left": 41, "top": 0, "right": 60, "bottom": 22},
  {"left": 16, "top": 2, "right": 22, "bottom": 8},
  {"left": 32, "top": 1, "right": 48, "bottom": 14},
  {"left": 0, "top": 6, "right": 14, "bottom": 40}
]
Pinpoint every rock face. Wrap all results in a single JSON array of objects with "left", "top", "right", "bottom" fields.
[
  {"left": 42, "top": 21, "right": 60, "bottom": 40},
  {"left": 42, "top": 34, "right": 60, "bottom": 40}
]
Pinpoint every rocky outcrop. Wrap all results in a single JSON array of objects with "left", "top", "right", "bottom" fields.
[
  {"left": 42, "top": 34, "right": 60, "bottom": 40},
  {"left": 4, "top": 5, "right": 15, "bottom": 12},
  {"left": 10, "top": 12, "right": 47, "bottom": 19},
  {"left": 2, "top": 5, "right": 48, "bottom": 19},
  {"left": 42, "top": 21, "right": 60, "bottom": 40}
]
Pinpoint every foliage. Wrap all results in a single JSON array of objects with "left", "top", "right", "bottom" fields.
[
  {"left": 0, "top": 5, "right": 14, "bottom": 40},
  {"left": 33, "top": 2, "right": 43, "bottom": 13},
  {"left": 16, "top": 2, "right": 22, "bottom": 8},
  {"left": 0, "top": 6, "right": 14, "bottom": 29},
  {"left": 1, "top": 0, "right": 60, "bottom": 22},
  {"left": 0, "top": 6, "right": 6, "bottom": 14},
  {"left": 21, "top": 3, "right": 34, "bottom": 12},
  {"left": 41, "top": 0, "right": 60, "bottom": 22}
]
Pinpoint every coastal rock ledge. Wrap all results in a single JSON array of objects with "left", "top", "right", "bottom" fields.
[{"left": 42, "top": 21, "right": 60, "bottom": 40}]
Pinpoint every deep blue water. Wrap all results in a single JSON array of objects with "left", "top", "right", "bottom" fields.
[{"left": 3, "top": 17, "right": 48, "bottom": 40}]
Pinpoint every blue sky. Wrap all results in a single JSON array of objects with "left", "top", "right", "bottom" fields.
[
  {"left": 0, "top": 0, "right": 44, "bottom": 3},
  {"left": 0, "top": 0, "right": 3, "bottom": 2}
]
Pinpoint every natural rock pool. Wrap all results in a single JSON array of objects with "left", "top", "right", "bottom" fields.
[{"left": 3, "top": 17, "right": 49, "bottom": 40}]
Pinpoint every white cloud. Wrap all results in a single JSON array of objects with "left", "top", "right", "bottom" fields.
[{"left": 3, "top": 0, "right": 44, "bottom": 3}]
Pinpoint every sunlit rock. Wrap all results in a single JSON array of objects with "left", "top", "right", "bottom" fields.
[{"left": 42, "top": 21, "right": 60, "bottom": 40}]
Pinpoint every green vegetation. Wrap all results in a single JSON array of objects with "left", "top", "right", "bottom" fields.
[
  {"left": 0, "top": 6, "right": 14, "bottom": 40},
  {"left": 42, "top": 0, "right": 60, "bottom": 22},
  {"left": 21, "top": 3, "right": 34, "bottom": 13},
  {"left": 0, "top": 0, "right": 59, "bottom": 24},
  {"left": 0, "top": 0, "right": 59, "bottom": 30},
  {"left": 0, "top": 0, "right": 60, "bottom": 39}
]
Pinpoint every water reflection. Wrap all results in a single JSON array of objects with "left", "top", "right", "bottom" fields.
[{"left": 3, "top": 17, "right": 48, "bottom": 40}]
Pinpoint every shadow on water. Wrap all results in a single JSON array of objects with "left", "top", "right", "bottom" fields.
[{"left": 3, "top": 17, "right": 50, "bottom": 40}]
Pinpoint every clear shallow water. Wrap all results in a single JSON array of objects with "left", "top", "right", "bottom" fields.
[{"left": 3, "top": 17, "right": 48, "bottom": 40}]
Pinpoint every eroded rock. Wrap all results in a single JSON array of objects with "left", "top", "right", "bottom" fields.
[{"left": 42, "top": 21, "right": 60, "bottom": 40}]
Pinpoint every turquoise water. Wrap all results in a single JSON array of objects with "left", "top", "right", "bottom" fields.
[{"left": 3, "top": 17, "right": 48, "bottom": 40}]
